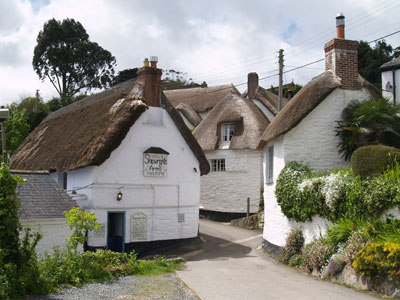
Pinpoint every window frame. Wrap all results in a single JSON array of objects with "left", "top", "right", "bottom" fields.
[
  {"left": 211, "top": 159, "right": 226, "bottom": 172},
  {"left": 221, "top": 123, "right": 235, "bottom": 143},
  {"left": 266, "top": 145, "right": 274, "bottom": 183}
]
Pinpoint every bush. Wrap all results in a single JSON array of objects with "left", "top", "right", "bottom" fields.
[
  {"left": 353, "top": 242, "right": 400, "bottom": 277},
  {"left": 344, "top": 229, "right": 369, "bottom": 265},
  {"left": 302, "top": 238, "right": 335, "bottom": 273},
  {"left": 288, "top": 254, "right": 303, "bottom": 267},
  {"left": 321, "top": 250, "right": 346, "bottom": 279},
  {"left": 279, "top": 228, "right": 305, "bottom": 264},
  {"left": 351, "top": 145, "right": 400, "bottom": 179}
]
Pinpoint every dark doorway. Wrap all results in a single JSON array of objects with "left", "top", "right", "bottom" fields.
[{"left": 107, "top": 212, "right": 125, "bottom": 253}]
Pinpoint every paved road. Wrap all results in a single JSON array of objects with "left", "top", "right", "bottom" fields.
[{"left": 176, "top": 219, "right": 380, "bottom": 300}]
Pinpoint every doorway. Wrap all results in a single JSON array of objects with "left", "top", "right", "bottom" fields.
[{"left": 107, "top": 212, "right": 125, "bottom": 253}]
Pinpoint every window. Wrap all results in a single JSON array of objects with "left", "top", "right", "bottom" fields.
[
  {"left": 266, "top": 146, "right": 274, "bottom": 182},
  {"left": 211, "top": 159, "right": 225, "bottom": 172},
  {"left": 221, "top": 124, "right": 234, "bottom": 142}
]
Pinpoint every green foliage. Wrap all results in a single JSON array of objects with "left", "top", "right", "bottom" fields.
[
  {"left": 113, "top": 68, "right": 138, "bottom": 86},
  {"left": 351, "top": 145, "right": 400, "bottom": 179},
  {"left": 276, "top": 160, "right": 400, "bottom": 222},
  {"left": 3, "top": 109, "right": 30, "bottom": 154},
  {"left": 358, "top": 40, "right": 394, "bottom": 88},
  {"left": 0, "top": 163, "right": 43, "bottom": 299},
  {"left": 33, "top": 18, "right": 116, "bottom": 98},
  {"left": 47, "top": 94, "right": 88, "bottom": 112},
  {"left": 326, "top": 218, "right": 367, "bottom": 249},
  {"left": 336, "top": 98, "right": 400, "bottom": 160},
  {"left": 269, "top": 82, "right": 303, "bottom": 98},
  {"left": 302, "top": 238, "right": 335, "bottom": 272},
  {"left": 64, "top": 208, "right": 100, "bottom": 254},
  {"left": 279, "top": 228, "right": 305, "bottom": 264},
  {"left": 38, "top": 250, "right": 182, "bottom": 294},
  {"left": 353, "top": 242, "right": 400, "bottom": 277}
]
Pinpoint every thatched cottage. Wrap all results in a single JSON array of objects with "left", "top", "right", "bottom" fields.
[
  {"left": 192, "top": 91, "right": 269, "bottom": 216},
  {"left": 11, "top": 58, "right": 209, "bottom": 253},
  {"left": 12, "top": 170, "right": 76, "bottom": 255},
  {"left": 164, "top": 83, "right": 240, "bottom": 129},
  {"left": 258, "top": 15, "right": 380, "bottom": 255}
]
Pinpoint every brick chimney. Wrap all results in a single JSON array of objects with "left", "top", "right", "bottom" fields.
[
  {"left": 247, "top": 72, "right": 259, "bottom": 99},
  {"left": 137, "top": 56, "right": 162, "bottom": 107},
  {"left": 324, "top": 14, "right": 360, "bottom": 90}
]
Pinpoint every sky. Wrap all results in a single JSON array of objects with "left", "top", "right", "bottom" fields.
[{"left": 1, "top": 0, "right": 400, "bottom": 106}]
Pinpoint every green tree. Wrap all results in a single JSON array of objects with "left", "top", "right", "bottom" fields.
[
  {"left": 0, "top": 163, "right": 42, "bottom": 299},
  {"left": 65, "top": 207, "right": 99, "bottom": 254},
  {"left": 358, "top": 40, "right": 394, "bottom": 88},
  {"left": 5, "top": 109, "right": 30, "bottom": 154},
  {"left": 11, "top": 96, "right": 49, "bottom": 131},
  {"left": 113, "top": 68, "right": 138, "bottom": 86},
  {"left": 33, "top": 18, "right": 116, "bottom": 99},
  {"left": 336, "top": 98, "right": 400, "bottom": 160}
]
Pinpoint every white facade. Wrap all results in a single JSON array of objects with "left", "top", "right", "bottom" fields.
[
  {"left": 21, "top": 218, "right": 74, "bottom": 256},
  {"left": 53, "top": 107, "right": 201, "bottom": 249},
  {"left": 381, "top": 69, "right": 400, "bottom": 105},
  {"left": 200, "top": 149, "right": 262, "bottom": 213},
  {"left": 263, "top": 87, "right": 372, "bottom": 247}
]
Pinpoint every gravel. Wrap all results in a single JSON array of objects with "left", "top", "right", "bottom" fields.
[{"left": 26, "top": 273, "right": 200, "bottom": 300}]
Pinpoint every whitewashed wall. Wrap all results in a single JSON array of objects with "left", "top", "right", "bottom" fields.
[
  {"left": 283, "top": 88, "right": 371, "bottom": 170},
  {"left": 58, "top": 106, "right": 201, "bottom": 248},
  {"left": 263, "top": 87, "right": 373, "bottom": 247},
  {"left": 21, "top": 218, "right": 75, "bottom": 256},
  {"left": 200, "top": 149, "right": 263, "bottom": 213}
]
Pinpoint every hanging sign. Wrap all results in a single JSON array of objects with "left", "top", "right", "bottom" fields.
[{"left": 143, "top": 147, "right": 169, "bottom": 177}]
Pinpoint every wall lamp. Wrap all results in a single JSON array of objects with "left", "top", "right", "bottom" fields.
[{"left": 117, "top": 192, "right": 123, "bottom": 201}]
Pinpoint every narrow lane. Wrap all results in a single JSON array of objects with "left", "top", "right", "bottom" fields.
[{"left": 176, "top": 219, "right": 380, "bottom": 300}]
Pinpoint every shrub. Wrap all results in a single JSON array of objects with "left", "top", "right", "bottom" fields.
[
  {"left": 344, "top": 229, "right": 369, "bottom": 265},
  {"left": 288, "top": 254, "right": 303, "bottom": 267},
  {"left": 302, "top": 238, "right": 335, "bottom": 273},
  {"left": 279, "top": 228, "right": 305, "bottom": 264},
  {"left": 321, "top": 250, "right": 346, "bottom": 279},
  {"left": 351, "top": 145, "right": 400, "bottom": 179},
  {"left": 353, "top": 242, "right": 400, "bottom": 277}
]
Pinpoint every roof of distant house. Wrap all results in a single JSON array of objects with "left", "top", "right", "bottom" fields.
[
  {"left": 164, "top": 84, "right": 240, "bottom": 113},
  {"left": 193, "top": 92, "right": 269, "bottom": 150},
  {"left": 242, "top": 85, "right": 288, "bottom": 116},
  {"left": 176, "top": 102, "right": 202, "bottom": 127},
  {"left": 12, "top": 170, "right": 76, "bottom": 219},
  {"left": 11, "top": 79, "right": 210, "bottom": 175},
  {"left": 257, "top": 71, "right": 380, "bottom": 148},
  {"left": 380, "top": 56, "right": 400, "bottom": 71}
]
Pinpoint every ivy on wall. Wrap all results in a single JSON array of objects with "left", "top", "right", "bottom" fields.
[{"left": 275, "top": 161, "right": 400, "bottom": 222}]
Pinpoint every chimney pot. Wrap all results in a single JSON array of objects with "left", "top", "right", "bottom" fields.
[
  {"left": 201, "top": 81, "right": 207, "bottom": 88},
  {"left": 336, "top": 13, "right": 345, "bottom": 39},
  {"left": 150, "top": 56, "right": 158, "bottom": 68},
  {"left": 143, "top": 58, "right": 149, "bottom": 67}
]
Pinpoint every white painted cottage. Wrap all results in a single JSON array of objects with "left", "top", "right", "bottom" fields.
[
  {"left": 257, "top": 15, "right": 380, "bottom": 255},
  {"left": 12, "top": 170, "right": 76, "bottom": 255},
  {"left": 380, "top": 56, "right": 400, "bottom": 105},
  {"left": 11, "top": 58, "right": 209, "bottom": 253}
]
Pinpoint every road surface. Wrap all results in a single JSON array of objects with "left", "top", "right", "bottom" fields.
[{"left": 176, "top": 219, "right": 380, "bottom": 300}]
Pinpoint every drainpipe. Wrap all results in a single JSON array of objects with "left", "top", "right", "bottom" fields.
[{"left": 393, "top": 70, "right": 397, "bottom": 105}]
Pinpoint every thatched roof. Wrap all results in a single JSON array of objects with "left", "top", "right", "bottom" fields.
[
  {"left": 11, "top": 79, "right": 210, "bottom": 175},
  {"left": 193, "top": 93, "right": 269, "bottom": 150},
  {"left": 257, "top": 71, "right": 380, "bottom": 148},
  {"left": 176, "top": 103, "right": 202, "bottom": 127},
  {"left": 242, "top": 86, "right": 288, "bottom": 116},
  {"left": 164, "top": 84, "right": 240, "bottom": 113}
]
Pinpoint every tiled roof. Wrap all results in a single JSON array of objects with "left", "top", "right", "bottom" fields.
[{"left": 12, "top": 171, "right": 76, "bottom": 219}]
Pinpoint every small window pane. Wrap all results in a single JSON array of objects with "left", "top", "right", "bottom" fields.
[{"left": 211, "top": 159, "right": 225, "bottom": 172}]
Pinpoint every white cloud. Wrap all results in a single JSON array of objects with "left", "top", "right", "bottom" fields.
[{"left": 0, "top": 0, "right": 399, "bottom": 105}]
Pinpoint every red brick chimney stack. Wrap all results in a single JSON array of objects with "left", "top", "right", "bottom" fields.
[
  {"left": 137, "top": 56, "right": 162, "bottom": 107},
  {"left": 324, "top": 14, "right": 361, "bottom": 90}
]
